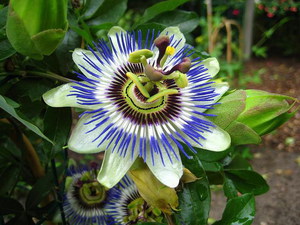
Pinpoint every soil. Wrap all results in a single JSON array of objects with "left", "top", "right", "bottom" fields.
[{"left": 210, "top": 57, "right": 300, "bottom": 225}]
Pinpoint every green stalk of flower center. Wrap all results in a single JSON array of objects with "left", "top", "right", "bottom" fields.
[
  {"left": 79, "top": 182, "right": 106, "bottom": 204},
  {"left": 146, "top": 89, "right": 178, "bottom": 103},
  {"left": 126, "top": 72, "right": 150, "bottom": 98}
]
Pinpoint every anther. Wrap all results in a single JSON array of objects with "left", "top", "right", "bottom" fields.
[{"left": 129, "top": 49, "right": 153, "bottom": 63}]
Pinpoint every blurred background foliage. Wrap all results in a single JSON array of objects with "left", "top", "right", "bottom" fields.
[{"left": 0, "top": 0, "right": 299, "bottom": 224}]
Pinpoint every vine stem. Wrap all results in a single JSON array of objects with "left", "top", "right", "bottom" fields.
[
  {"left": 0, "top": 70, "right": 73, "bottom": 83},
  {"left": 51, "top": 158, "right": 67, "bottom": 225}
]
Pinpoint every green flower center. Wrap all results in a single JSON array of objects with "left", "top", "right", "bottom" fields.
[
  {"left": 79, "top": 182, "right": 106, "bottom": 205},
  {"left": 123, "top": 197, "right": 163, "bottom": 224}
]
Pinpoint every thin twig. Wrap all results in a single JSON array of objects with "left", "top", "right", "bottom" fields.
[{"left": 51, "top": 159, "right": 67, "bottom": 225}]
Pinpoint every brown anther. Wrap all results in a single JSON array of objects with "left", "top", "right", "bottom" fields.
[
  {"left": 145, "top": 64, "right": 163, "bottom": 81},
  {"left": 177, "top": 57, "right": 191, "bottom": 73}
]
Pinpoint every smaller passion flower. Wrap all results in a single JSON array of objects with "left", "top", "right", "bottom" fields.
[
  {"left": 63, "top": 163, "right": 109, "bottom": 225},
  {"left": 106, "top": 175, "right": 164, "bottom": 224},
  {"left": 43, "top": 26, "right": 231, "bottom": 189}
]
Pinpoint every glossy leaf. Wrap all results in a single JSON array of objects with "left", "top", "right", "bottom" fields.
[
  {"left": 137, "top": 223, "right": 166, "bottom": 225},
  {"left": 214, "top": 194, "right": 255, "bottom": 225},
  {"left": 223, "top": 177, "right": 238, "bottom": 199},
  {"left": 0, "top": 95, "right": 53, "bottom": 143},
  {"left": 25, "top": 173, "right": 54, "bottom": 209},
  {"left": 194, "top": 146, "right": 232, "bottom": 162},
  {"left": 86, "top": 0, "right": 128, "bottom": 26},
  {"left": 0, "top": 36, "right": 16, "bottom": 61},
  {"left": 206, "top": 90, "right": 246, "bottom": 129},
  {"left": 0, "top": 197, "right": 24, "bottom": 215},
  {"left": 6, "top": 0, "right": 68, "bottom": 59},
  {"left": 0, "top": 6, "right": 8, "bottom": 27},
  {"left": 43, "top": 107, "right": 72, "bottom": 159},
  {"left": 45, "top": 29, "right": 82, "bottom": 75},
  {"left": 176, "top": 154, "right": 210, "bottom": 225},
  {"left": 134, "top": 0, "right": 190, "bottom": 27},
  {"left": 150, "top": 10, "right": 199, "bottom": 33},
  {"left": 82, "top": 0, "right": 105, "bottom": 20},
  {"left": 225, "top": 170, "right": 269, "bottom": 196},
  {"left": 225, "top": 121, "right": 261, "bottom": 145}
]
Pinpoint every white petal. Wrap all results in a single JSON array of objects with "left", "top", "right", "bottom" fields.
[
  {"left": 72, "top": 49, "right": 103, "bottom": 80},
  {"left": 42, "top": 82, "right": 98, "bottom": 110},
  {"left": 181, "top": 82, "right": 229, "bottom": 114},
  {"left": 97, "top": 149, "right": 139, "bottom": 188},
  {"left": 68, "top": 113, "right": 108, "bottom": 153},
  {"left": 201, "top": 57, "right": 220, "bottom": 78},
  {"left": 199, "top": 124, "right": 231, "bottom": 151},
  {"left": 146, "top": 144, "right": 183, "bottom": 188},
  {"left": 108, "top": 26, "right": 128, "bottom": 57}
]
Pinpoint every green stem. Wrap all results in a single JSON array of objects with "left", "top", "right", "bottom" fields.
[
  {"left": 51, "top": 159, "right": 67, "bottom": 225},
  {"left": 0, "top": 70, "right": 72, "bottom": 83},
  {"left": 28, "top": 71, "right": 72, "bottom": 83}
]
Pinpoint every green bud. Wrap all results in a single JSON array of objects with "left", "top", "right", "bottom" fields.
[
  {"left": 6, "top": 0, "right": 68, "bottom": 60},
  {"left": 236, "top": 90, "right": 297, "bottom": 135},
  {"left": 206, "top": 89, "right": 297, "bottom": 145},
  {"left": 128, "top": 49, "right": 153, "bottom": 63}
]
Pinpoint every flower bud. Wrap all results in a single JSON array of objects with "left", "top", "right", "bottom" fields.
[
  {"left": 236, "top": 90, "right": 297, "bottom": 135},
  {"left": 6, "top": 0, "right": 68, "bottom": 60}
]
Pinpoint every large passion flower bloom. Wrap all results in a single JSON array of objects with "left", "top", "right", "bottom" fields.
[{"left": 43, "top": 26, "right": 230, "bottom": 188}]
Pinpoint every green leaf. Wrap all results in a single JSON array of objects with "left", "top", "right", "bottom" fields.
[
  {"left": 206, "top": 90, "right": 246, "bottom": 129},
  {"left": 225, "top": 121, "right": 261, "bottom": 145},
  {"left": 213, "top": 194, "right": 255, "bottom": 225},
  {"left": 0, "top": 95, "right": 53, "bottom": 144},
  {"left": 31, "top": 28, "right": 67, "bottom": 56},
  {"left": 43, "top": 107, "right": 72, "bottom": 158},
  {"left": 25, "top": 173, "right": 54, "bottom": 209},
  {"left": 0, "top": 6, "right": 8, "bottom": 28},
  {"left": 137, "top": 223, "right": 166, "bottom": 225},
  {"left": 0, "top": 162, "right": 20, "bottom": 195},
  {"left": 44, "top": 29, "right": 81, "bottom": 75},
  {"left": 224, "top": 170, "right": 269, "bottom": 196},
  {"left": 176, "top": 154, "right": 210, "bottom": 225},
  {"left": 86, "top": 0, "right": 128, "bottom": 26},
  {"left": 0, "top": 197, "right": 24, "bottom": 215},
  {"left": 134, "top": 0, "right": 190, "bottom": 27},
  {"left": 82, "top": 0, "right": 104, "bottom": 20},
  {"left": 0, "top": 36, "right": 16, "bottom": 61},
  {"left": 224, "top": 155, "right": 252, "bottom": 170},
  {"left": 149, "top": 10, "right": 199, "bottom": 33},
  {"left": 223, "top": 177, "right": 238, "bottom": 199},
  {"left": 134, "top": 23, "right": 166, "bottom": 34}
]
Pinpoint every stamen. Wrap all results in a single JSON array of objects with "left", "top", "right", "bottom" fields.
[
  {"left": 146, "top": 89, "right": 178, "bottom": 103},
  {"left": 126, "top": 72, "right": 150, "bottom": 98},
  {"left": 145, "top": 64, "right": 163, "bottom": 81}
]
